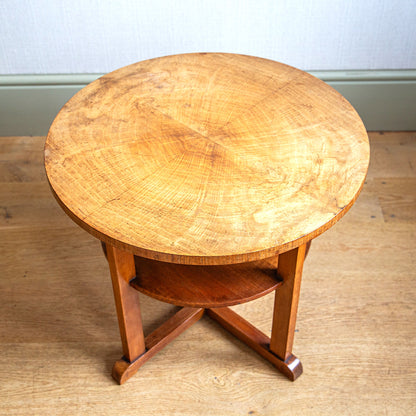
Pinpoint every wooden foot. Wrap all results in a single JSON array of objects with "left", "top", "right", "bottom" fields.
[
  {"left": 113, "top": 307, "right": 204, "bottom": 384},
  {"left": 206, "top": 307, "right": 302, "bottom": 381}
]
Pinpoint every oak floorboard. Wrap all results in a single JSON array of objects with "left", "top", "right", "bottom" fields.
[{"left": 0, "top": 133, "right": 415, "bottom": 415}]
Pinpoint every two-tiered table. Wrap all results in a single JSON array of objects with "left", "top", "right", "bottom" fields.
[{"left": 45, "top": 53, "right": 369, "bottom": 384}]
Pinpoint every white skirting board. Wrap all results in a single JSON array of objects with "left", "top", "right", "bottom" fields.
[{"left": 0, "top": 70, "right": 415, "bottom": 135}]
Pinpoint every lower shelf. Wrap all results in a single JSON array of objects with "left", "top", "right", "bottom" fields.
[{"left": 131, "top": 255, "right": 282, "bottom": 308}]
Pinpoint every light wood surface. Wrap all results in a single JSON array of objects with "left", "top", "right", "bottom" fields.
[
  {"left": 0, "top": 133, "right": 415, "bottom": 414},
  {"left": 45, "top": 53, "right": 369, "bottom": 265}
]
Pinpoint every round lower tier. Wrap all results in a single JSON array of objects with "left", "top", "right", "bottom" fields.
[{"left": 130, "top": 255, "right": 282, "bottom": 308}]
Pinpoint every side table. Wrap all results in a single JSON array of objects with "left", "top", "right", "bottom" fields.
[{"left": 45, "top": 53, "right": 369, "bottom": 384}]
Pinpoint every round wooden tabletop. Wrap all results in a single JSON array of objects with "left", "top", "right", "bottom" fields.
[{"left": 45, "top": 53, "right": 369, "bottom": 265}]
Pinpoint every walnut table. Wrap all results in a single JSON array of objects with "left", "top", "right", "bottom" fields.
[{"left": 45, "top": 53, "right": 370, "bottom": 384}]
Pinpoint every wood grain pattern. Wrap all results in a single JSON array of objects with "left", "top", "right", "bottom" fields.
[
  {"left": 1, "top": 134, "right": 415, "bottom": 414},
  {"left": 45, "top": 53, "right": 369, "bottom": 265},
  {"left": 130, "top": 255, "right": 282, "bottom": 307}
]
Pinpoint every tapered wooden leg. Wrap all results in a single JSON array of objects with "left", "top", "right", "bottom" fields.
[
  {"left": 269, "top": 244, "right": 306, "bottom": 375},
  {"left": 106, "top": 244, "right": 146, "bottom": 363}
]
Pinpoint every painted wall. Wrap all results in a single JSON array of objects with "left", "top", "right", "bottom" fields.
[{"left": 1, "top": 0, "right": 415, "bottom": 74}]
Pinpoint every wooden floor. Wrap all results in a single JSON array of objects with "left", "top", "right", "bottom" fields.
[{"left": 0, "top": 132, "right": 415, "bottom": 415}]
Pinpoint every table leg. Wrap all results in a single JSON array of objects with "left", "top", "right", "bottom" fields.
[
  {"left": 206, "top": 245, "right": 306, "bottom": 382},
  {"left": 106, "top": 244, "right": 146, "bottom": 362},
  {"left": 106, "top": 244, "right": 204, "bottom": 384},
  {"left": 269, "top": 244, "right": 306, "bottom": 378},
  {"left": 105, "top": 243, "right": 306, "bottom": 383}
]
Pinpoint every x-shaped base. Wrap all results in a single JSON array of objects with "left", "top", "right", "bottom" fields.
[
  {"left": 106, "top": 243, "right": 306, "bottom": 385},
  {"left": 112, "top": 306, "right": 302, "bottom": 384}
]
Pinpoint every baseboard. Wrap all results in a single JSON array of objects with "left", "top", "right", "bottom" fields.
[{"left": 0, "top": 70, "right": 415, "bottom": 136}]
